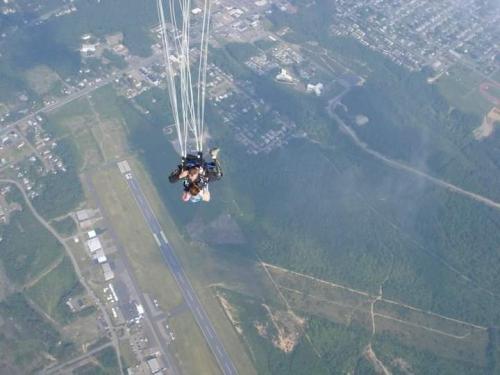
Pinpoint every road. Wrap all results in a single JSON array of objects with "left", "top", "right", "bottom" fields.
[
  {"left": 43, "top": 342, "right": 112, "bottom": 375},
  {"left": 124, "top": 171, "right": 238, "bottom": 375},
  {"left": 0, "top": 179, "right": 123, "bottom": 375},
  {"left": 0, "top": 52, "right": 161, "bottom": 138},
  {"left": 332, "top": 112, "right": 500, "bottom": 212}
]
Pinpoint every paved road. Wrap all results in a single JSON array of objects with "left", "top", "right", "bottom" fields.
[{"left": 124, "top": 172, "right": 238, "bottom": 375}]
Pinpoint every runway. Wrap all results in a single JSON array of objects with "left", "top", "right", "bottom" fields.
[{"left": 124, "top": 171, "right": 237, "bottom": 375}]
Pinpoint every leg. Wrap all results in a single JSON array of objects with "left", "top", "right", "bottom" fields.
[{"left": 206, "top": 159, "right": 223, "bottom": 181}]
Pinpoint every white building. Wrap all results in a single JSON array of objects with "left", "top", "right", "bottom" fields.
[
  {"left": 94, "top": 248, "right": 107, "bottom": 264},
  {"left": 80, "top": 43, "right": 97, "bottom": 53},
  {"left": 87, "top": 237, "right": 102, "bottom": 253},
  {"left": 306, "top": 82, "right": 324, "bottom": 96},
  {"left": 276, "top": 68, "right": 293, "bottom": 83}
]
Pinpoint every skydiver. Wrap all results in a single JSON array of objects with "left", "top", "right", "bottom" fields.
[{"left": 168, "top": 148, "right": 222, "bottom": 203}]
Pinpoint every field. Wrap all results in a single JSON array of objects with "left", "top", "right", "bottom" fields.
[
  {"left": 0, "top": 193, "right": 63, "bottom": 285},
  {"left": 265, "top": 263, "right": 489, "bottom": 366},
  {"left": 437, "top": 64, "right": 493, "bottom": 117},
  {"left": 26, "top": 256, "right": 82, "bottom": 324},
  {"left": 168, "top": 312, "right": 220, "bottom": 375},
  {"left": 25, "top": 65, "right": 61, "bottom": 95},
  {"left": 89, "top": 165, "right": 184, "bottom": 313}
]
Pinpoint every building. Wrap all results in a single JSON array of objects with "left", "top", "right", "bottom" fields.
[
  {"left": 306, "top": 83, "right": 324, "bottom": 96},
  {"left": 147, "top": 358, "right": 161, "bottom": 374},
  {"left": 87, "top": 230, "right": 97, "bottom": 239},
  {"left": 94, "top": 248, "right": 107, "bottom": 264},
  {"left": 80, "top": 43, "right": 97, "bottom": 54},
  {"left": 87, "top": 237, "right": 102, "bottom": 253},
  {"left": 276, "top": 68, "right": 293, "bottom": 83},
  {"left": 102, "top": 263, "right": 114, "bottom": 281}
]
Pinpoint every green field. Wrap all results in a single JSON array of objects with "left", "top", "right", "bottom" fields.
[
  {"left": 0, "top": 189, "right": 63, "bottom": 285},
  {"left": 26, "top": 256, "right": 82, "bottom": 324}
]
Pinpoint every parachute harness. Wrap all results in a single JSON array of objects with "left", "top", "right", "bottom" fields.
[{"left": 156, "top": 0, "right": 212, "bottom": 158}]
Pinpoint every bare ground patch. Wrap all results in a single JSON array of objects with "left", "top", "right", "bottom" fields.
[
  {"left": 474, "top": 107, "right": 500, "bottom": 140},
  {"left": 216, "top": 291, "right": 243, "bottom": 335},
  {"left": 25, "top": 65, "right": 61, "bottom": 95},
  {"left": 256, "top": 304, "right": 305, "bottom": 353}
]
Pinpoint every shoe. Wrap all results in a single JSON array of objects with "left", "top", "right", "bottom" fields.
[{"left": 209, "top": 147, "right": 220, "bottom": 160}]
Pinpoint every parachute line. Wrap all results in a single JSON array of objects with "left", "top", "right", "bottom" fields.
[{"left": 156, "top": 0, "right": 212, "bottom": 157}]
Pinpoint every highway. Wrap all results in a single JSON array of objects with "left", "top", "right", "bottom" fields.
[{"left": 123, "top": 170, "right": 238, "bottom": 375}]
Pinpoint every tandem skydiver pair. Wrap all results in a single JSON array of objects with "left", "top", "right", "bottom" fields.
[{"left": 168, "top": 148, "right": 223, "bottom": 203}]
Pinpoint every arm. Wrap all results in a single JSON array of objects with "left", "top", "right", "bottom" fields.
[{"left": 169, "top": 165, "right": 189, "bottom": 183}]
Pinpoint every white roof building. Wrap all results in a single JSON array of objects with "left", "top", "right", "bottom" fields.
[
  {"left": 81, "top": 43, "right": 97, "bottom": 53},
  {"left": 306, "top": 82, "right": 324, "bottom": 96},
  {"left": 87, "top": 230, "right": 97, "bottom": 239},
  {"left": 87, "top": 237, "right": 102, "bottom": 253},
  {"left": 94, "top": 248, "right": 107, "bottom": 264},
  {"left": 276, "top": 68, "right": 293, "bottom": 83}
]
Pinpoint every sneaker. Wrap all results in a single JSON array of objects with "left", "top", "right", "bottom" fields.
[{"left": 209, "top": 147, "right": 220, "bottom": 159}]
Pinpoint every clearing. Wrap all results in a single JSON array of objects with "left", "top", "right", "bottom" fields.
[{"left": 474, "top": 107, "right": 500, "bottom": 140}]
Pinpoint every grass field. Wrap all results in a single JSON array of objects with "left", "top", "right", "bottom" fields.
[
  {"left": 26, "top": 256, "right": 82, "bottom": 324},
  {"left": 0, "top": 197, "right": 63, "bottom": 285},
  {"left": 25, "top": 65, "right": 61, "bottom": 95},
  {"left": 46, "top": 98, "right": 94, "bottom": 138},
  {"left": 437, "top": 64, "right": 493, "bottom": 117},
  {"left": 169, "top": 312, "right": 221, "bottom": 375},
  {"left": 89, "top": 165, "right": 184, "bottom": 312}
]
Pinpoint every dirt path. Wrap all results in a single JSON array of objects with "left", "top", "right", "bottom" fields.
[
  {"left": 264, "top": 263, "right": 487, "bottom": 332},
  {"left": 332, "top": 112, "right": 500, "bottom": 211},
  {"left": 0, "top": 179, "right": 123, "bottom": 375},
  {"left": 364, "top": 343, "right": 392, "bottom": 375},
  {"left": 23, "top": 254, "right": 64, "bottom": 289}
]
